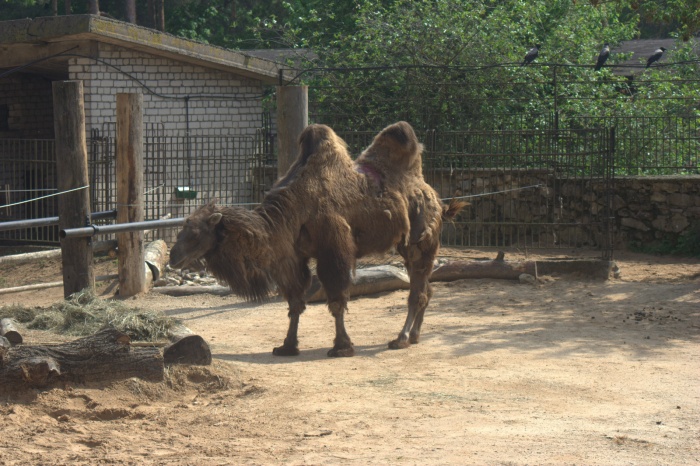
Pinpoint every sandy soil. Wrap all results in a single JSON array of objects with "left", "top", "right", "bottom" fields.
[{"left": 0, "top": 248, "right": 698, "bottom": 465}]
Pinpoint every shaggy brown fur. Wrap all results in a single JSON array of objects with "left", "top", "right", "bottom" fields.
[{"left": 169, "top": 121, "right": 466, "bottom": 357}]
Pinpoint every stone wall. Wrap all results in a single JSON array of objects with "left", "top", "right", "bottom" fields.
[
  {"left": 429, "top": 168, "right": 700, "bottom": 250},
  {"left": 614, "top": 176, "right": 700, "bottom": 250}
]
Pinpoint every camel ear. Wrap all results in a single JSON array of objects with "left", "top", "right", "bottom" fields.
[{"left": 208, "top": 212, "right": 223, "bottom": 226}]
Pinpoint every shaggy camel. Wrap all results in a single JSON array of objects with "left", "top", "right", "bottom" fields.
[{"left": 169, "top": 121, "right": 465, "bottom": 357}]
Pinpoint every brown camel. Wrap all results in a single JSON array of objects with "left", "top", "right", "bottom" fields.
[{"left": 169, "top": 121, "right": 465, "bottom": 357}]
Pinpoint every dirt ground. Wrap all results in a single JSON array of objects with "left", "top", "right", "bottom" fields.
[{"left": 0, "top": 248, "right": 699, "bottom": 465}]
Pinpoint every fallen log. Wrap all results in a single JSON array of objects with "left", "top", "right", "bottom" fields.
[
  {"left": 154, "top": 259, "right": 538, "bottom": 301},
  {"left": 306, "top": 265, "right": 410, "bottom": 303},
  {"left": 0, "top": 274, "right": 118, "bottom": 295},
  {"left": 153, "top": 284, "right": 232, "bottom": 297},
  {"left": 0, "top": 327, "right": 163, "bottom": 389},
  {"left": 430, "top": 259, "right": 537, "bottom": 282},
  {"left": 0, "top": 249, "right": 61, "bottom": 266},
  {"left": 163, "top": 324, "right": 212, "bottom": 366},
  {"left": 0, "top": 240, "right": 117, "bottom": 266},
  {"left": 0, "top": 318, "right": 22, "bottom": 345},
  {"left": 535, "top": 259, "right": 613, "bottom": 280},
  {"left": 144, "top": 239, "right": 169, "bottom": 284}
]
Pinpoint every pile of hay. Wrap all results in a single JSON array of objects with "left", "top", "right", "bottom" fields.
[{"left": 0, "top": 289, "right": 178, "bottom": 341}]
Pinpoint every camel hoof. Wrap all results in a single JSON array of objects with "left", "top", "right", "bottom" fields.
[
  {"left": 273, "top": 345, "right": 300, "bottom": 356},
  {"left": 409, "top": 334, "right": 420, "bottom": 344},
  {"left": 327, "top": 346, "right": 355, "bottom": 357},
  {"left": 388, "top": 338, "right": 410, "bottom": 350}
]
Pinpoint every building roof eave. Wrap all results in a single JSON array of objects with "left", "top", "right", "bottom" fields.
[{"left": 0, "top": 15, "right": 295, "bottom": 84}]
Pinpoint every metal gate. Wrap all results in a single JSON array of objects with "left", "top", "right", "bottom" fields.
[{"left": 424, "top": 128, "right": 614, "bottom": 259}]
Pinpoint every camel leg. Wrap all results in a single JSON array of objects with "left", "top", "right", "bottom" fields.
[
  {"left": 272, "top": 296, "right": 305, "bottom": 356},
  {"left": 317, "top": 253, "right": 354, "bottom": 358},
  {"left": 390, "top": 243, "right": 436, "bottom": 349},
  {"left": 273, "top": 260, "right": 311, "bottom": 356},
  {"left": 408, "top": 281, "right": 433, "bottom": 344}
]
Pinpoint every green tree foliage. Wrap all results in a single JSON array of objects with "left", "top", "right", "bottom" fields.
[{"left": 285, "top": 0, "right": 644, "bottom": 129}]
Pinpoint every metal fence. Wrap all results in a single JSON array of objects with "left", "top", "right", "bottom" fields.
[
  {"left": 0, "top": 114, "right": 690, "bottom": 258},
  {"left": 565, "top": 115, "right": 700, "bottom": 175},
  {"left": 0, "top": 127, "right": 275, "bottom": 245},
  {"left": 0, "top": 138, "right": 58, "bottom": 243},
  {"left": 89, "top": 125, "right": 275, "bottom": 243},
  {"left": 424, "top": 128, "right": 614, "bottom": 258},
  {"left": 316, "top": 127, "right": 615, "bottom": 257}
]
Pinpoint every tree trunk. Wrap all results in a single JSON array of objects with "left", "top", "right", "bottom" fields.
[
  {"left": 0, "top": 327, "right": 163, "bottom": 390},
  {"left": 125, "top": 0, "right": 136, "bottom": 23},
  {"left": 146, "top": 0, "right": 155, "bottom": 29},
  {"left": 88, "top": 0, "right": 99, "bottom": 15},
  {"left": 156, "top": 0, "right": 165, "bottom": 31},
  {"left": 0, "top": 318, "right": 22, "bottom": 345},
  {"left": 65, "top": 0, "right": 71, "bottom": 15}
]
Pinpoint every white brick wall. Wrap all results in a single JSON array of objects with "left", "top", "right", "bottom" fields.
[{"left": 68, "top": 43, "right": 266, "bottom": 138}]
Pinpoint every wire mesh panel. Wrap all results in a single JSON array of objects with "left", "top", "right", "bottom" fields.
[
  {"left": 0, "top": 139, "right": 58, "bottom": 243},
  {"left": 88, "top": 127, "right": 269, "bottom": 244},
  {"left": 425, "top": 128, "right": 614, "bottom": 256}
]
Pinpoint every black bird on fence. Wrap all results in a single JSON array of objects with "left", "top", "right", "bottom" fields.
[
  {"left": 646, "top": 47, "right": 667, "bottom": 68},
  {"left": 521, "top": 45, "right": 540, "bottom": 66},
  {"left": 594, "top": 43, "right": 610, "bottom": 71}
]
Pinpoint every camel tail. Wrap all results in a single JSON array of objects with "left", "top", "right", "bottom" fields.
[{"left": 442, "top": 198, "right": 469, "bottom": 221}]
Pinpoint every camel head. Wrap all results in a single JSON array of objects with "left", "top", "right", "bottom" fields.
[
  {"left": 169, "top": 201, "right": 276, "bottom": 301},
  {"left": 169, "top": 201, "right": 223, "bottom": 270},
  {"left": 357, "top": 121, "right": 423, "bottom": 175}
]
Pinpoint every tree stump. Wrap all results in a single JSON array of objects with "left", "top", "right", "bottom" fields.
[{"left": 0, "top": 327, "right": 163, "bottom": 389}]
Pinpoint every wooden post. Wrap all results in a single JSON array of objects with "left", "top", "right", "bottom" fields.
[
  {"left": 116, "top": 93, "right": 146, "bottom": 297},
  {"left": 53, "top": 80, "right": 93, "bottom": 298},
  {"left": 276, "top": 85, "right": 308, "bottom": 178}
]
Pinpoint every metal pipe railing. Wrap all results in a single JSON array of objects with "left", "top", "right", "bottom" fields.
[
  {"left": 60, "top": 217, "right": 185, "bottom": 239},
  {"left": 0, "top": 209, "right": 117, "bottom": 232}
]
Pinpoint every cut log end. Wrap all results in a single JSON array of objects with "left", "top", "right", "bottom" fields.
[
  {"left": 0, "top": 318, "right": 23, "bottom": 345},
  {"left": 164, "top": 335, "right": 212, "bottom": 366}
]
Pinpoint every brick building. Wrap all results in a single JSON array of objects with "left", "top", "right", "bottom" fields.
[{"left": 0, "top": 15, "right": 292, "bottom": 241}]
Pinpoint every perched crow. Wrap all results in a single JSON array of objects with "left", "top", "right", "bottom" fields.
[
  {"left": 646, "top": 47, "right": 667, "bottom": 68},
  {"left": 594, "top": 43, "right": 610, "bottom": 71},
  {"left": 521, "top": 44, "right": 540, "bottom": 66}
]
